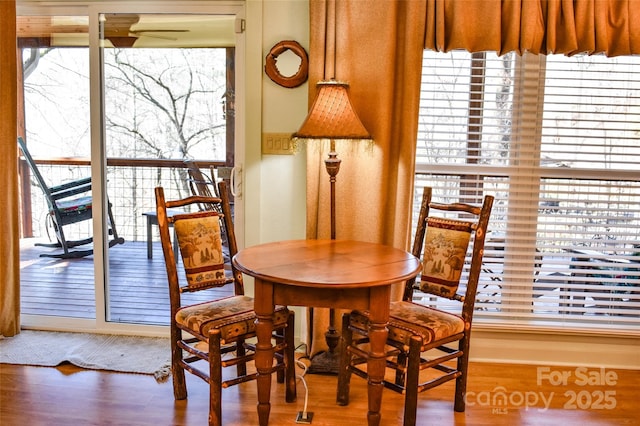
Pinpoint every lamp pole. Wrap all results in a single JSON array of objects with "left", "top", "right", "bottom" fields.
[
  {"left": 292, "top": 80, "right": 371, "bottom": 374},
  {"left": 318, "top": 139, "right": 342, "bottom": 368},
  {"left": 325, "top": 140, "right": 340, "bottom": 240}
]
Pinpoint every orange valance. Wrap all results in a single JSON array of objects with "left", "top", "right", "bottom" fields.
[{"left": 424, "top": 0, "right": 640, "bottom": 57}]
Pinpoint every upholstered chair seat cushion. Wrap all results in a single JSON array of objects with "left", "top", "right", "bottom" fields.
[
  {"left": 349, "top": 301, "right": 464, "bottom": 349},
  {"left": 176, "top": 295, "right": 290, "bottom": 344},
  {"left": 55, "top": 196, "right": 93, "bottom": 213}
]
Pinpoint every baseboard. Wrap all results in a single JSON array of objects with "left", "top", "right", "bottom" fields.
[{"left": 470, "top": 328, "right": 640, "bottom": 369}]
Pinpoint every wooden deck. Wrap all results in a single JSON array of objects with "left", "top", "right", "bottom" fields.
[{"left": 19, "top": 237, "right": 232, "bottom": 325}]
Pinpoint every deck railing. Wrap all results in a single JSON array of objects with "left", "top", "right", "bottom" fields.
[{"left": 18, "top": 157, "right": 226, "bottom": 244}]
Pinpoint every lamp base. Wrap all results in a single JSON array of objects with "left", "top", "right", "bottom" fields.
[{"left": 307, "top": 349, "right": 340, "bottom": 375}]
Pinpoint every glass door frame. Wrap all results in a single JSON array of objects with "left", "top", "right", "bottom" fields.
[{"left": 19, "top": 1, "right": 246, "bottom": 336}]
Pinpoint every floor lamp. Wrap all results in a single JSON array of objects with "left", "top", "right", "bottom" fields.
[{"left": 293, "top": 79, "right": 372, "bottom": 374}]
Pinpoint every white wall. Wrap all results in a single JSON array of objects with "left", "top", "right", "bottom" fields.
[
  {"left": 261, "top": 0, "right": 308, "bottom": 245},
  {"left": 244, "top": 0, "right": 310, "bottom": 343},
  {"left": 243, "top": 0, "right": 308, "bottom": 251}
]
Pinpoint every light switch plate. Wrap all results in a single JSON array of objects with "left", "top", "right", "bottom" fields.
[{"left": 262, "top": 132, "right": 295, "bottom": 155}]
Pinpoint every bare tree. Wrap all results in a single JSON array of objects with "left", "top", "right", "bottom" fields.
[
  {"left": 102, "top": 48, "right": 226, "bottom": 238},
  {"left": 104, "top": 48, "right": 226, "bottom": 161}
]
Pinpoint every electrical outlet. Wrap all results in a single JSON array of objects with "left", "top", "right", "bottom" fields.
[
  {"left": 295, "top": 412, "right": 313, "bottom": 424},
  {"left": 262, "top": 132, "right": 295, "bottom": 155}
]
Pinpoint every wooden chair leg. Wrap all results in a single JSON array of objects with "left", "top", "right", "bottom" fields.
[
  {"left": 454, "top": 336, "right": 471, "bottom": 412},
  {"left": 395, "top": 351, "right": 407, "bottom": 386},
  {"left": 336, "top": 313, "right": 353, "bottom": 406},
  {"left": 284, "top": 312, "right": 297, "bottom": 403},
  {"left": 403, "top": 336, "right": 422, "bottom": 426},
  {"left": 172, "top": 327, "right": 187, "bottom": 400},
  {"left": 236, "top": 337, "right": 247, "bottom": 378},
  {"left": 274, "top": 325, "right": 286, "bottom": 384},
  {"left": 275, "top": 334, "right": 285, "bottom": 384},
  {"left": 209, "top": 332, "right": 223, "bottom": 426}
]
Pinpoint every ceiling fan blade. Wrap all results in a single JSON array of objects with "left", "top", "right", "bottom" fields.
[
  {"left": 128, "top": 32, "right": 178, "bottom": 42},
  {"left": 102, "top": 14, "right": 191, "bottom": 46},
  {"left": 103, "top": 13, "right": 139, "bottom": 37},
  {"left": 129, "top": 29, "right": 190, "bottom": 34}
]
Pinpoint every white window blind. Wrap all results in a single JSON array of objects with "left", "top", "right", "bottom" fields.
[{"left": 415, "top": 50, "right": 640, "bottom": 334}]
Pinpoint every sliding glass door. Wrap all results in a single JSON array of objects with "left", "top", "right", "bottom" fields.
[
  {"left": 99, "top": 12, "right": 239, "bottom": 326},
  {"left": 18, "top": 10, "right": 96, "bottom": 325},
  {"left": 17, "top": 2, "right": 245, "bottom": 334}
]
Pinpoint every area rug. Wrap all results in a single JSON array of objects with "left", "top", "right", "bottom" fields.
[{"left": 0, "top": 330, "right": 171, "bottom": 382}]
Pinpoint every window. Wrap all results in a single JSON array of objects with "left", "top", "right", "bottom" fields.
[{"left": 415, "top": 50, "right": 640, "bottom": 334}]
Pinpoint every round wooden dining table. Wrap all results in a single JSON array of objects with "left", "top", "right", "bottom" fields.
[{"left": 233, "top": 239, "right": 421, "bottom": 426}]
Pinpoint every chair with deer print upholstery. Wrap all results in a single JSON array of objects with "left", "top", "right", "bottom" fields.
[
  {"left": 155, "top": 181, "right": 296, "bottom": 426},
  {"left": 337, "top": 186, "right": 493, "bottom": 426}
]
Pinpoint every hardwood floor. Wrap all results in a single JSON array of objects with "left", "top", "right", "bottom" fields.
[{"left": 1, "top": 361, "right": 637, "bottom": 425}]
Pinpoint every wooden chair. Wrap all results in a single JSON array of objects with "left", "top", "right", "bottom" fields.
[
  {"left": 17, "top": 137, "right": 124, "bottom": 258},
  {"left": 155, "top": 181, "right": 296, "bottom": 426},
  {"left": 337, "top": 187, "right": 494, "bottom": 426}
]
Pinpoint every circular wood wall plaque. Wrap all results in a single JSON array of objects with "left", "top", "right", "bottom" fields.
[{"left": 265, "top": 40, "right": 309, "bottom": 88}]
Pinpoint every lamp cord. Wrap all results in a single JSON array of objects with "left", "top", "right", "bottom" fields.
[{"left": 296, "top": 359, "right": 310, "bottom": 418}]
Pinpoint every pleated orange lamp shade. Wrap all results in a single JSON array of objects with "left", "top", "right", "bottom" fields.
[{"left": 293, "top": 80, "right": 372, "bottom": 141}]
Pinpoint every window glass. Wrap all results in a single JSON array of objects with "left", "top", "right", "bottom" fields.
[{"left": 416, "top": 50, "right": 640, "bottom": 332}]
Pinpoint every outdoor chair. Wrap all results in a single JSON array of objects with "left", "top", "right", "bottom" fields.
[
  {"left": 184, "top": 159, "right": 221, "bottom": 212},
  {"left": 337, "top": 187, "right": 494, "bottom": 426},
  {"left": 155, "top": 181, "right": 296, "bottom": 426},
  {"left": 17, "top": 137, "right": 124, "bottom": 259}
]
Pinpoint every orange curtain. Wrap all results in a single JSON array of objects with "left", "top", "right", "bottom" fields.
[
  {"left": 306, "top": 0, "right": 426, "bottom": 355},
  {"left": 0, "top": 0, "right": 20, "bottom": 337},
  {"left": 425, "top": 0, "right": 640, "bottom": 56}
]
